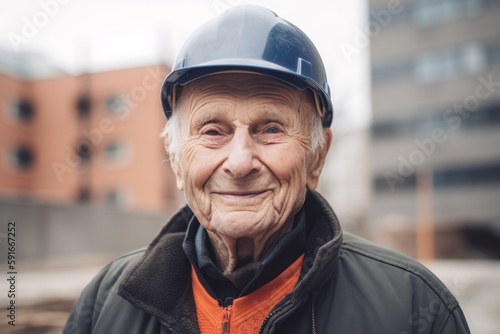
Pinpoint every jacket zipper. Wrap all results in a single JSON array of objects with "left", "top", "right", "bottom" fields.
[
  {"left": 311, "top": 296, "right": 316, "bottom": 334},
  {"left": 221, "top": 305, "right": 232, "bottom": 334},
  {"left": 258, "top": 300, "right": 292, "bottom": 333},
  {"left": 258, "top": 295, "right": 317, "bottom": 334}
]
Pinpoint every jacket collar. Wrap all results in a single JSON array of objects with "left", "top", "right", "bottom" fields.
[
  {"left": 118, "top": 206, "right": 200, "bottom": 333},
  {"left": 293, "top": 191, "right": 343, "bottom": 301},
  {"left": 118, "top": 191, "right": 342, "bottom": 332}
]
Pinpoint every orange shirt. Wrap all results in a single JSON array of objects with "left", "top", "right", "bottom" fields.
[{"left": 191, "top": 254, "right": 304, "bottom": 334}]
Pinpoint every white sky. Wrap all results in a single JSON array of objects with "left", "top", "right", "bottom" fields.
[{"left": 0, "top": 0, "right": 371, "bottom": 130}]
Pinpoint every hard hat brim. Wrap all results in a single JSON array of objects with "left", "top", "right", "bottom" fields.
[{"left": 161, "top": 61, "right": 333, "bottom": 127}]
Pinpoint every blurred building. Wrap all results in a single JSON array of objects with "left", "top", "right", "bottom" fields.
[
  {"left": 0, "top": 49, "right": 180, "bottom": 215},
  {"left": 369, "top": 0, "right": 500, "bottom": 258}
]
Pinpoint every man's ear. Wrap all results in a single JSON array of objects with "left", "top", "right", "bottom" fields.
[
  {"left": 169, "top": 155, "right": 184, "bottom": 191},
  {"left": 306, "top": 128, "right": 332, "bottom": 191},
  {"left": 165, "top": 137, "right": 184, "bottom": 191}
]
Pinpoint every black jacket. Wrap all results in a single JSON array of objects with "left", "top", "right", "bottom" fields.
[{"left": 64, "top": 192, "right": 470, "bottom": 333}]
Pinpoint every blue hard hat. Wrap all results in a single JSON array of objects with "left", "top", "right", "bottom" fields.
[{"left": 161, "top": 5, "right": 333, "bottom": 127}]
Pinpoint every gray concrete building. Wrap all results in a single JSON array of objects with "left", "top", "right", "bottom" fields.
[{"left": 369, "top": 0, "right": 500, "bottom": 258}]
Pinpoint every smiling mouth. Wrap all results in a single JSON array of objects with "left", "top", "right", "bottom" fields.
[{"left": 214, "top": 190, "right": 269, "bottom": 198}]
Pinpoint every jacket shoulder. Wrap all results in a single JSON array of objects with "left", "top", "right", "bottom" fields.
[
  {"left": 341, "top": 232, "right": 457, "bottom": 309},
  {"left": 329, "top": 232, "right": 470, "bottom": 333},
  {"left": 63, "top": 248, "right": 147, "bottom": 334},
  {"left": 93, "top": 248, "right": 148, "bottom": 288}
]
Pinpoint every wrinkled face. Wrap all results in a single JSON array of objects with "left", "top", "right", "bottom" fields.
[{"left": 170, "top": 73, "right": 329, "bottom": 240}]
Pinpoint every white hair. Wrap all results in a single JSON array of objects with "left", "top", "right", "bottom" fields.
[
  {"left": 161, "top": 110, "right": 181, "bottom": 161},
  {"left": 309, "top": 109, "right": 326, "bottom": 152}
]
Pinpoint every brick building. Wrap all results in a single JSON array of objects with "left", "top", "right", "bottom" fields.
[{"left": 0, "top": 53, "right": 180, "bottom": 214}]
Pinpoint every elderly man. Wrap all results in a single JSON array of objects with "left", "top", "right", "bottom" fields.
[{"left": 64, "top": 5, "right": 470, "bottom": 334}]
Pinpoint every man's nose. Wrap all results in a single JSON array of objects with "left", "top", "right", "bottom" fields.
[{"left": 222, "top": 130, "right": 261, "bottom": 178}]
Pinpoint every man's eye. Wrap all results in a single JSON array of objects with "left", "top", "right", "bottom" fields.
[
  {"left": 205, "top": 129, "right": 220, "bottom": 136},
  {"left": 265, "top": 127, "right": 281, "bottom": 134}
]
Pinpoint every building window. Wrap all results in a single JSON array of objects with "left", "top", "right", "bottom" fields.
[
  {"left": 434, "top": 162, "right": 500, "bottom": 188},
  {"left": 372, "top": 120, "right": 403, "bottom": 138},
  {"left": 372, "top": 101, "right": 500, "bottom": 140},
  {"left": 104, "top": 95, "right": 128, "bottom": 117},
  {"left": 374, "top": 173, "right": 417, "bottom": 192},
  {"left": 413, "top": 43, "right": 486, "bottom": 84},
  {"left": 76, "top": 140, "right": 92, "bottom": 165},
  {"left": 77, "top": 188, "right": 91, "bottom": 203},
  {"left": 76, "top": 94, "right": 91, "bottom": 119},
  {"left": 6, "top": 98, "right": 35, "bottom": 123},
  {"left": 9, "top": 145, "right": 35, "bottom": 170},
  {"left": 371, "top": 60, "right": 410, "bottom": 83},
  {"left": 105, "top": 188, "right": 131, "bottom": 208},
  {"left": 411, "top": 0, "right": 481, "bottom": 27},
  {"left": 375, "top": 162, "right": 500, "bottom": 193},
  {"left": 373, "top": 42, "right": 489, "bottom": 84},
  {"left": 103, "top": 141, "right": 131, "bottom": 164},
  {"left": 481, "top": 104, "right": 500, "bottom": 125},
  {"left": 487, "top": 42, "right": 500, "bottom": 65}
]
